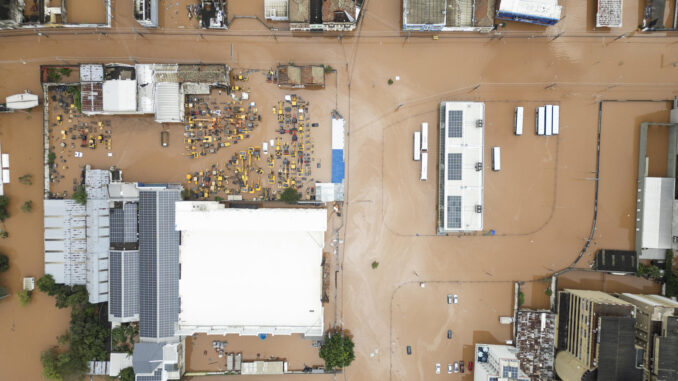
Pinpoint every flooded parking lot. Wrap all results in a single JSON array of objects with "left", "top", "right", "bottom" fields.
[{"left": 1, "top": 0, "right": 678, "bottom": 380}]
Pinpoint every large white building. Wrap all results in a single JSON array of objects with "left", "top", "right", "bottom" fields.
[
  {"left": 175, "top": 202, "right": 326, "bottom": 337},
  {"left": 475, "top": 344, "right": 530, "bottom": 381},
  {"left": 437, "top": 102, "right": 485, "bottom": 233}
]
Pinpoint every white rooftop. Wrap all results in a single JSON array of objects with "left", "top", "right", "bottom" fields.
[
  {"left": 439, "top": 102, "right": 484, "bottom": 232},
  {"left": 641, "top": 177, "right": 674, "bottom": 250},
  {"left": 103, "top": 80, "right": 138, "bottom": 112},
  {"left": 175, "top": 202, "right": 326, "bottom": 337}
]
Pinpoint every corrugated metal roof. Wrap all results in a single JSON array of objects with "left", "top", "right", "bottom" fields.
[
  {"left": 154, "top": 82, "right": 182, "bottom": 123},
  {"left": 44, "top": 199, "right": 87, "bottom": 285},
  {"left": 403, "top": 0, "right": 446, "bottom": 26}
]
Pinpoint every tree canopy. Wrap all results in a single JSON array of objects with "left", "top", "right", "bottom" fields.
[
  {"left": 280, "top": 187, "right": 300, "bottom": 203},
  {"left": 0, "top": 254, "right": 8, "bottom": 272},
  {"left": 0, "top": 195, "right": 9, "bottom": 221},
  {"left": 319, "top": 330, "right": 355, "bottom": 370},
  {"left": 72, "top": 186, "right": 87, "bottom": 205},
  {"left": 119, "top": 367, "right": 135, "bottom": 381}
]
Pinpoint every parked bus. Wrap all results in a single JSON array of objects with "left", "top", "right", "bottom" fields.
[
  {"left": 536, "top": 107, "right": 545, "bottom": 135},
  {"left": 492, "top": 147, "right": 501, "bottom": 171},
  {"left": 553, "top": 105, "right": 560, "bottom": 135},
  {"left": 545, "top": 105, "right": 553, "bottom": 136},
  {"left": 421, "top": 122, "right": 429, "bottom": 152},
  {"left": 421, "top": 152, "right": 428, "bottom": 181},
  {"left": 413, "top": 131, "right": 421, "bottom": 161},
  {"left": 514, "top": 107, "right": 523, "bottom": 135}
]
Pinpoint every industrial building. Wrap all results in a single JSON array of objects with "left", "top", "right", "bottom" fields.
[
  {"left": 515, "top": 310, "right": 556, "bottom": 381},
  {"left": 402, "top": 0, "right": 496, "bottom": 32},
  {"left": 592, "top": 249, "right": 638, "bottom": 273},
  {"left": 437, "top": 101, "right": 485, "bottom": 233},
  {"left": 617, "top": 294, "right": 678, "bottom": 380},
  {"left": 78, "top": 63, "right": 230, "bottom": 123},
  {"left": 496, "top": 0, "right": 562, "bottom": 26},
  {"left": 595, "top": 0, "right": 623, "bottom": 28},
  {"left": 555, "top": 289, "right": 642, "bottom": 381},
  {"left": 635, "top": 100, "right": 678, "bottom": 259},
  {"left": 474, "top": 344, "right": 530, "bottom": 381},
  {"left": 175, "top": 202, "right": 326, "bottom": 337}
]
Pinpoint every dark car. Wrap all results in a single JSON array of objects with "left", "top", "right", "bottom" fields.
[
  {"left": 460, "top": 360, "right": 464, "bottom": 373},
  {"left": 406, "top": 345, "right": 412, "bottom": 355},
  {"left": 311, "top": 123, "right": 319, "bottom": 127},
  {"left": 447, "top": 330, "right": 452, "bottom": 339},
  {"left": 161, "top": 131, "right": 169, "bottom": 147}
]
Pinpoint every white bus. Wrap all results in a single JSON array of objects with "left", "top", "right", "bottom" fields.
[
  {"left": 413, "top": 131, "right": 421, "bottom": 161},
  {"left": 421, "top": 122, "right": 429, "bottom": 152},
  {"left": 492, "top": 147, "right": 501, "bottom": 171},
  {"left": 552, "top": 105, "right": 560, "bottom": 135},
  {"left": 536, "top": 107, "right": 545, "bottom": 135},
  {"left": 514, "top": 107, "right": 524, "bottom": 135},
  {"left": 420, "top": 152, "right": 428, "bottom": 181},
  {"left": 545, "top": 105, "right": 553, "bottom": 136}
]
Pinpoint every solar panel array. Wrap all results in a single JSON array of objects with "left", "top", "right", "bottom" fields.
[
  {"left": 447, "top": 153, "right": 462, "bottom": 181},
  {"left": 124, "top": 251, "right": 139, "bottom": 317},
  {"left": 139, "top": 191, "right": 159, "bottom": 338},
  {"left": 136, "top": 368, "right": 163, "bottom": 381},
  {"left": 109, "top": 251, "right": 122, "bottom": 317},
  {"left": 123, "top": 203, "right": 138, "bottom": 243},
  {"left": 447, "top": 196, "right": 462, "bottom": 229},
  {"left": 110, "top": 208, "right": 125, "bottom": 244},
  {"left": 138, "top": 189, "right": 180, "bottom": 339},
  {"left": 447, "top": 110, "right": 463, "bottom": 138}
]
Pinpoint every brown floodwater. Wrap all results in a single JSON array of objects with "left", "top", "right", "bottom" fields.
[{"left": 0, "top": 0, "right": 677, "bottom": 380}]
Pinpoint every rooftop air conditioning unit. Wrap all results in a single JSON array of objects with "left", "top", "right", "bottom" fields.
[
  {"left": 475, "top": 205, "right": 482, "bottom": 213},
  {"left": 476, "top": 119, "right": 484, "bottom": 128},
  {"left": 475, "top": 162, "right": 483, "bottom": 171}
]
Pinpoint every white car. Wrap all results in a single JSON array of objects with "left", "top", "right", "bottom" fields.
[
  {"left": 262, "top": 142, "right": 268, "bottom": 154},
  {"left": 453, "top": 294, "right": 459, "bottom": 304},
  {"left": 448, "top": 364, "right": 452, "bottom": 374},
  {"left": 435, "top": 363, "right": 440, "bottom": 374},
  {"left": 74, "top": 151, "right": 83, "bottom": 158}
]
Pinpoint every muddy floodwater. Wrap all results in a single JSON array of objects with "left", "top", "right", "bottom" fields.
[{"left": 1, "top": 0, "right": 678, "bottom": 380}]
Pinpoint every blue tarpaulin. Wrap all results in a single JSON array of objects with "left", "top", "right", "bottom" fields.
[{"left": 331, "top": 149, "right": 345, "bottom": 183}]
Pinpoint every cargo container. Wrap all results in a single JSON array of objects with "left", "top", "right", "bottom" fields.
[
  {"left": 420, "top": 152, "right": 428, "bottom": 181},
  {"left": 536, "top": 107, "right": 545, "bottom": 135},
  {"left": 413, "top": 131, "right": 421, "bottom": 161},
  {"left": 421, "top": 122, "right": 429, "bottom": 152},
  {"left": 553, "top": 105, "right": 560, "bottom": 135},
  {"left": 514, "top": 107, "right": 523, "bottom": 135},
  {"left": 492, "top": 147, "right": 501, "bottom": 171},
  {"left": 545, "top": 105, "right": 553, "bottom": 136}
]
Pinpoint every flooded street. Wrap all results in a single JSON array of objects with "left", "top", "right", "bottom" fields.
[{"left": 1, "top": 0, "right": 677, "bottom": 379}]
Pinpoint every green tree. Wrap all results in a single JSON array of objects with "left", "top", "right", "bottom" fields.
[
  {"left": 0, "top": 195, "right": 9, "bottom": 221},
  {"left": 72, "top": 186, "right": 87, "bottom": 205},
  {"left": 48, "top": 151, "right": 56, "bottom": 166},
  {"left": 518, "top": 291, "right": 525, "bottom": 306},
  {"left": 19, "top": 174, "right": 32, "bottom": 185},
  {"left": 371, "top": 261, "right": 379, "bottom": 269},
  {"left": 0, "top": 254, "right": 9, "bottom": 272},
  {"left": 119, "top": 367, "right": 135, "bottom": 381},
  {"left": 319, "top": 330, "right": 355, "bottom": 370},
  {"left": 21, "top": 200, "right": 33, "bottom": 213},
  {"left": 17, "top": 289, "right": 32, "bottom": 306},
  {"left": 37, "top": 274, "right": 58, "bottom": 295},
  {"left": 41, "top": 347, "right": 63, "bottom": 380},
  {"left": 280, "top": 187, "right": 300, "bottom": 203},
  {"left": 387, "top": 78, "right": 394, "bottom": 85},
  {"left": 545, "top": 287, "right": 553, "bottom": 297}
]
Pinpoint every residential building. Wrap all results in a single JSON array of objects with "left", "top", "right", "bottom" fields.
[
  {"left": 618, "top": 294, "right": 678, "bottom": 380},
  {"left": 174, "top": 202, "right": 326, "bottom": 337},
  {"left": 437, "top": 101, "right": 485, "bottom": 233},
  {"left": 475, "top": 344, "right": 530, "bottom": 381},
  {"left": 555, "top": 289, "right": 642, "bottom": 381},
  {"left": 134, "top": 0, "right": 158, "bottom": 27},
  {"left": 402, "top": 0, "right": 496, "bottom": 32},
  {"left": 288, "top": 0, "right": 358, "bottom": 32},
  {"left": 515, "top": 310, "right": 556, "bottom": 380},
  {"left": 276, "top": 64, "right": 325, "bottom": 89}
]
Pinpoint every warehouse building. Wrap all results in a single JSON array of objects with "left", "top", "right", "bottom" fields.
[
  {"left": 402, "top": 0, "right": 496, "bottom": 32},
  {"left": 437, "top": 101, "right": 484, "bottom": 233},
  {"left": 635, "top": 102, "right": 678, "bottom": 259},
  {"left": 175, "top": 202, "right": 326, "bottom": 337}
]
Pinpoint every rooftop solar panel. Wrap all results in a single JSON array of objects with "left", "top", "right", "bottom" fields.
[
  {"left": 447, "top": 195, "right": 462, "bottom": 229},
  {"left": 448, "top": 110, "right": 463, "bottom": 138},
  {"left": 448, "top": 153, "right": 462, "bottom": 181},
  {"left": 109, "top": 251, "right": 122, "bottom": 317}
]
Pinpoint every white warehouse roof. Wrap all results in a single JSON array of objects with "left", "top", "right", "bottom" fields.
[
  {"left": 175, "top": 202, "right": 326, "bottom": 337},
  {"left": 438, "top": 102, "right": 484, "bottom": 232},
  {"left": 641, "top": 177, "right": 674, "bottom": 250},
  {"left": 103, "top": 80, "right": 138, "bottom": 112}
]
